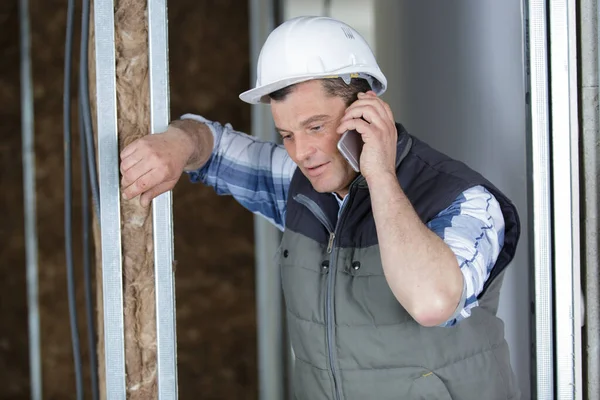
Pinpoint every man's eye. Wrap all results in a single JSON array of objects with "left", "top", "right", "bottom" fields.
[
  {"left": 310, "top": 125, "right": 323, "bottom": 132},
  {"left": 282, "top": 135, "right": 292, "bottom": 141}
]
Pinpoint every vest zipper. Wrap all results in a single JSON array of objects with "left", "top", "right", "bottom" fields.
[
  {"left": 325, "top": 234, "right": 342, "bottom": 400},
  {"left": 327, "top": 232, "right": 335, "bottom": 254},
  {"left": 293, "top": 190, "right": 356, "bottom": 400}
]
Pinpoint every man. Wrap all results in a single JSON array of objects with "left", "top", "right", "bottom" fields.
[{"left": 120, "top": 16, "right": 520, "bottom": 400}]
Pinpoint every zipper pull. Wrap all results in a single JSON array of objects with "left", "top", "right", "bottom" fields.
[{"left": 327, "top": 232, "right": 335, "bottom": 254}]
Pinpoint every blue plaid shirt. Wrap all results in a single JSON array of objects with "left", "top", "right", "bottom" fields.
[{"left": 182, "top": 114, "right": 505, "bottom": 326}]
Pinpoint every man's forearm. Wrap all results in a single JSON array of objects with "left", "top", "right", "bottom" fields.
[
  {"left": 367, "top": 172, "right": 463, "bottom": 327},
  {"left": 169, "top": 118, "right": 214, "bottom": 171}
]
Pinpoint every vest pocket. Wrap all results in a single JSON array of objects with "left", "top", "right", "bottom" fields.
[
  {"left": 278, "top": 235, "right": 328, "bottom": 324},
  {"left": 408, "top": 371, "right": 453, "bottom": 400}
]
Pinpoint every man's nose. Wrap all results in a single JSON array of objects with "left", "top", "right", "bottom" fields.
[{"left": 295, "top": 136, "right": 316, "bottom": 161}]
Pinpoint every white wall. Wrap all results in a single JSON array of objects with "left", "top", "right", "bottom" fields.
[
  {"left": 282, "top": 0, "right": 376, "bottom": 47},
  {"left": 374, "top": 1, "right": 531, "bottom": 398}
]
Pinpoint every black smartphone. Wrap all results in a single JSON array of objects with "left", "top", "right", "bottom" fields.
[{"left": 337, "top": 129, "right": 363, "bottom": 172}]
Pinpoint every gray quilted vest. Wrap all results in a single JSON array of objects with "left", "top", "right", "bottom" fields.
[{"left": 280, "top": 124, "right": 521, "bottom": 400}]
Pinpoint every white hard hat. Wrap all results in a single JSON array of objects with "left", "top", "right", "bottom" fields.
[{"left": 239, "top": 16, "right": 387, "bottom": 104}]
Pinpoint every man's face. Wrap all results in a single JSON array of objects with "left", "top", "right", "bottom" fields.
[{"left": 271, "top": 80, "right": 358, "bottom": 197}]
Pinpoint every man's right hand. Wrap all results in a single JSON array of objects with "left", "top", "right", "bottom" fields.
[{"left": 120, "top": 122, "right": 203, "bottom": 207}]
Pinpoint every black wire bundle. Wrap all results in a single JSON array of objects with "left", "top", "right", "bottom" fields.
[
  {"left": 78, "top": 0, "right": 100, "bottom": 398},
  {"left": 64, "top": 0, "right": 101, "bottom": 398},
  {"left": 79, "top": 0, "right": 100, "bottom": 220}
]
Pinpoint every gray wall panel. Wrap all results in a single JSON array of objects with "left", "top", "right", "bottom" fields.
[{"left": 375, "top": 1, "right": 531, "bottom": 398}]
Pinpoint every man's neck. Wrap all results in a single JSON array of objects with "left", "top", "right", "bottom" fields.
[
  {"left": 334, "top": 189, "right": 348, "bottom": 200},
  {"left": 332, "top": 192, "right": 346, "bottom": 208}
]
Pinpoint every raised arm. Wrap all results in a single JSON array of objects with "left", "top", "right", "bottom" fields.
[
  {"left": 120, "top": 114, "right": 296, "bottom": 230},
  {"left": 180, "top": 114, "right": 296, "bottom": 230}
]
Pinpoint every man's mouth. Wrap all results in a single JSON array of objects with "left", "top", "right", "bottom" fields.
[{"left": 305, "top": 162, "right": 329, "bottom": 177}]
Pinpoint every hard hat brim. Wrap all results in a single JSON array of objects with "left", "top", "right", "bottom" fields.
[
  {"left": 239, "top": 75, "right": 326, "bottom": 104},
  {"left": 239, "top": 69, "right": 387, "bottom": 105}
]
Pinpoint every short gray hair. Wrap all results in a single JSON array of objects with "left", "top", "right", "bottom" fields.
[{"left": 268, "top": 77, "right": 372, "bottom": 106}]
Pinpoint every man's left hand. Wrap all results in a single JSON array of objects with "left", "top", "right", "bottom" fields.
[{"left": 336, "top": 91, "right": 398, "bottom": 180}]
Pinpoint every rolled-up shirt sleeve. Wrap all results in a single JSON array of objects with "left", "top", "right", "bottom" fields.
[
  {"left": 180, "top": 113, "right": 297, "bottom": 231},
  {"left": 426, "top": 185, "right": 505, "bottom": 327}
]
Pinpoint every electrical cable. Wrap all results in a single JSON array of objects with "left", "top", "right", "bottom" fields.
[
  {"left": 79, "top": 0, "right": 100, "bottom": 397},
  {"left": 64, "top": 0, "right": 84, "bottom": 397},
  {"left": 79, "top": 100, "right": 100, "bottom": 400},
  {"left": 79, "top": 0, "right": 101, "bottom": 222}
]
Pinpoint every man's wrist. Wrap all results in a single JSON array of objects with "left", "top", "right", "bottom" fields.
[
  {"left": 365, "top": 169, "right": 397, "bottom": 188},
  {"left": 168, "top": 119, "right": 213, "bottom": 171}
]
